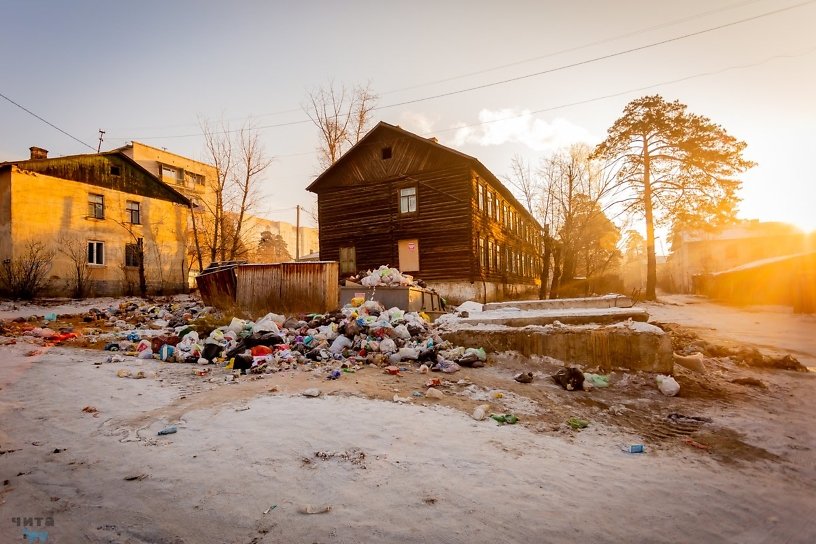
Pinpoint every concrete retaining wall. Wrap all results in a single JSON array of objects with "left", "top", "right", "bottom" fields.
[
  {"left": 484, "top": 294, "right": 634, "bottom": 311},
  {"left": 441, "top": 326, "right": 673, "bottom": 374}
]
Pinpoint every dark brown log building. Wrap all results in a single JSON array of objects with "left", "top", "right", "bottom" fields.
[{"left": 307, "top": 122, "right": 543, "bottom": 303}]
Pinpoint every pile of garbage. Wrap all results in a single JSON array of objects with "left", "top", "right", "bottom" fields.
[
  {"left": 101, "top": 298, "right": 487, "bottom": 377},
  {"left": 345, "top": 265, "right": 424, "bottom": 288}
]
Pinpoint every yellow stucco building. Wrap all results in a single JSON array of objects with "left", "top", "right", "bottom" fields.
[{"left": 0, "top": 147, "right": 191, "bottom": 297}]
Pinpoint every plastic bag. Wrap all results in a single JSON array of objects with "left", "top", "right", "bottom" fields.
[
  {"left": 656, "top": 375, "right": 680, "bottom": 396},
  {"left": 379, "top": 338, "right": 397, "bottom": 353},
  {"left": 330, "top": 335, "right": 353, "bottom": 354}
]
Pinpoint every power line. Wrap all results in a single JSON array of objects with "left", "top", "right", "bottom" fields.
[
  {"left": 378, "top": 0, "right": 767, "bottom": 96},
  {"left": 112, "top": 0, "right": 814, "bottom": 142},
  {"left": 0, "top": 91, "right": 96, "bottom": 151},
  {"left": 104, "top": 0, "right": 765, "bottom": 134},
  {"left": 428, "top": 47, "right": 816, "bottom": 136},
  {"left": 373, "top": 0, "right": 816, "bottom": 111}
]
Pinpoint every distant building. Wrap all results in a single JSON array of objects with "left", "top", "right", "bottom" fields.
[
  {"left": 307, "top": 122, "right": 543, "bottom": 303},
  {"left": 117, "top": 141, "right": 216, "bottom": 210},
  {"left": 0, "top": 147, "right": 191, "bottom": 296},
  {"left": 669, "top": 221, "right": 810, "bottom": 293},
  {"left": 243, "top": 216, "right": 319, "bottom": 262}
]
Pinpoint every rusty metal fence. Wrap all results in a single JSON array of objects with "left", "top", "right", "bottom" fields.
[{"left": 196, "top": 262, "right": 339, "bottom": 316}]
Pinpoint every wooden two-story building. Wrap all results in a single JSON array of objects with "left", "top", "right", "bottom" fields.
[{"left": 307, "top": 122, "right": 543, "bottom": 303}]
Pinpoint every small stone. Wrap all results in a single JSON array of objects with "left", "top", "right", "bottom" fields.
[{"left": 302, "top": 388, "right": 321, "bottom": 397}]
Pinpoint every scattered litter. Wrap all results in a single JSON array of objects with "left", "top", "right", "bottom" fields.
[
  {"left": 682, "top": 437, "right": 711, "bottom": 451},
  {"left": 116, "top": 369, "right": 132, "bottom": 378},
  {"left": 567, "top": 417, "right": 589, "bottom": 430},
  {"left": 656, "top": 375, "right": 680, "bottom": 397},
  {"left": 553, "top": 367, "right": 585, "bottom": 391},
  {"left": 425, "top": 387, "right": 444, "bottom": 399},
  {"left": 490, "top": 413, "right": 519, "bottom": 425},
  {"left": 124, "top": 474, "right": 148, "bottom": 481},
  {"left": 471, "top": 404, "right": 490, "bottom": 421},
  {"left": 621, "top": 444, "right": 644, "bottom": 454},
  {"left": 235, "top": 406, "right": 250, "bottom": 412},
  {"left": 584, "top": 373, "right": 609, "bottom": 388},
  {"left": 81, "top": 406, "right": 98, "bottom": 415},
  {"left": 514, "top": 372, "right": 533, "bottom": 384},
  {"left": 157, "top": 425, "right": 177, "bottom": 436},
  {"left": 673, "top": 352, "right": 706, "bottom": 373},
  {"left": 263, "top": 504, "right": 277, "bottom": 515},
  {"left": 298, "top": 504, "right": 332, "bottom": 515}
]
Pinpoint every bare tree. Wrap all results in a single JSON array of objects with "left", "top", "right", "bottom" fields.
[
  {"left": 537, "top": 144, "right": 621, "bottom": 298},
  {"left": 57, "top": 236, "right": 93, "bottom": 298},
  {"left": 504, "top": 154, "right": 538, "bottom": 214},
  {"left": 304, "top": 81, "right": 377, "bottom": 168},
  {"left": 0, "top": 240, "right": 55, "bottom": 299},
  {"left": 198, "top": 119, "right": 272, "bottom": 264}
]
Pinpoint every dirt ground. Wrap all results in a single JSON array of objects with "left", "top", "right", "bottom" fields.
[{"left": 0, "top": 298, "right": 814, "bottom": 543}]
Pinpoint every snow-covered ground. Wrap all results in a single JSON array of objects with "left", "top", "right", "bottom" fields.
[
  {"left": 645, "top": 294, "right": 816, "bottom": 368},
  {"left": 0, "top": 294, "right": 815, "bottom": 542}
]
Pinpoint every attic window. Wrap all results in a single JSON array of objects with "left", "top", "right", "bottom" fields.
[
  {"left": 381, "top": 147, "right": 393, "bottom": 160},
  {"left": 110, "top": 165, "right": 121, "bottom": 176}
]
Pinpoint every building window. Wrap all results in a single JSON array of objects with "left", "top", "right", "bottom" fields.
[
  {"left": 477, "top": 184, "right": 484, "bottom": 211},
  {"left": 488, "top": 240, "right": 494, "bottom": 270},
  {"left": 126, "top": 201, "right": 141, "bottom": 224},
  {"left": 88, "top": 194, "right": 104, "bottom": 219},
  {"left": 486, "top": 192, "right": 493, "bottom": 219},
  {"left": 185, "top": 171, "right": 205, "bottom": 186},
  {"left": 381, "top": 147, "right": 393, "bottom": 160},
  {"left": 400, "top": 187, "right": 417, "bottom": 214},
  {"left": 161, "top": 164, "right": 182, "bottom": 184},
  {"left": 110, "top": 165, "right": 121, "bottom": 176},
  {"left": 87, "top": 241, "right": 104, "bottom": 265},
  {"left": 496, "top": 245, "right": 502, "bottom": 272},
  {"left": 125, "top": 240, "right": 142, "bottom": 267},
  {"left": 339, "top": 246, "right": 356, "bottom": 274},
  {"left": 478, "top": 238, "right": 486, "bottom": 269},
  {"left": 493, "top": 194, "right": 500, "bottom": 221}
]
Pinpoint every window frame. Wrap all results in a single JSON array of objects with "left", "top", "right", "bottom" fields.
[
  {"left": 88, "top": 193, "right": 105, "bottom": 219},
  {"left": 124, "top": 239, "right": 142, "bottom": 268},
  {"left": 87, "top": 240, "right": 105, "bottom": 266},
  {"left": 399, "top": 186, "right": 417, "bottom": 215},
  {"left": 126, "top": 200, "right": 141, "bottom": 225}
]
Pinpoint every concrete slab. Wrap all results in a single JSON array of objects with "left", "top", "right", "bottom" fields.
[
  {"left": 484, "top": 294, "right": 634, "bottom": 312},
  {"left": 459, "top": 307, "right": 649, "bottom": 327},
  {"left": 441, "top": 324, "right": 673, "bottom": 373}
]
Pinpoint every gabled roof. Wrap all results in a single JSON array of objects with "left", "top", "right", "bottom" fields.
[
  {"left": 306, "top": 122, "right": 542, "bottom": 229},
  {"left": 1, "top": 150, "right": 191, "bottom": 207}
]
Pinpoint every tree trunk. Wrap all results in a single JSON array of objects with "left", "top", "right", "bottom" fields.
[
  {"left": 190, "top": 207, "right": 204, "bottom": 273},
  {"left": 550, "top": 244, "right": 562, "bottom": 299},
  {"left": 539, "top": 229, "right": 551, "bottom": 299},
  {"left": 642, "top": 138, "right": 657, "bottom": 300},
  {"left": 137, "top": 239, "right": 147, "bottom": 297}
]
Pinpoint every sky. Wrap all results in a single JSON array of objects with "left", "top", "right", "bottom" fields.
[{"left": 2, "top": 0, "right": 815, "bottom": 246}]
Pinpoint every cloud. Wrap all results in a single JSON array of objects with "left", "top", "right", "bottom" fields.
[
  {"left": 397, "top": 111, "right": 437, "bottom": 135},
  {"left": 450, "top": 109, "right": 589, "bottom": 151}
]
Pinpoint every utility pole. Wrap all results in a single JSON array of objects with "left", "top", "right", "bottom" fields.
[
  {"left": 295, "top": 205, "right": 300, "bottom": 261},
  {"left": 97, "top": 129, "right": 105, "bottom": 153}
]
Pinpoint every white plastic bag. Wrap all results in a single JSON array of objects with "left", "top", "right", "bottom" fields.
[{"left": 656, "top": 375, "right": 680, "bottom": 396}]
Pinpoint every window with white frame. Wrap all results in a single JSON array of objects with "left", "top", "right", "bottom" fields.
[
  {"left": 87, "top": 241, "right": 104, "bottom": 265},
  {"left": 400, "top": 186, "right": 417, "bottom": 214}
]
